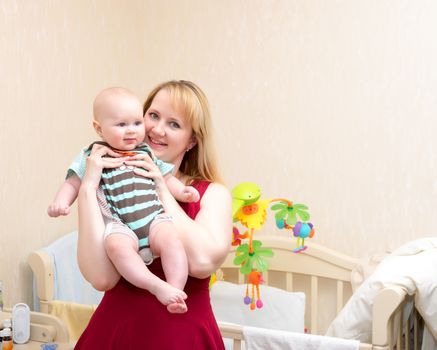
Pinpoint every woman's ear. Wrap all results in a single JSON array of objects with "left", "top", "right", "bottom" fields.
[
  {"left": 188, "top": 135, "right": 198, "bottom": 150},
  {"left": 93, "top": 120, "right": 103, "bottom": 138}
]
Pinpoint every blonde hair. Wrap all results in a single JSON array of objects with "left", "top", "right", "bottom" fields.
[{"left": 143, "top": 80, "right": 222, "bottom": 184}]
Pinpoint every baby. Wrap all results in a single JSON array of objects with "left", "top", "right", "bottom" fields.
[{"left": 48, "top": 87, "right": 200, "bottom": 313}]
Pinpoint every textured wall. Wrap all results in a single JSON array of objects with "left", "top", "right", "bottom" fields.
[
  {"left": 0, "top": 0, "right": 158, "bottom": 307},
  {"left": 1, "top": 0, "right": 437, "bottom": 308}
]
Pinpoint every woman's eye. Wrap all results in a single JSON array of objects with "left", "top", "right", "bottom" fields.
[
  {"left": 149, "top": 112, "right": 159, "bottom": 120},
  {"left": 170, "top": 121, "right": 180, "bottom": 129}
]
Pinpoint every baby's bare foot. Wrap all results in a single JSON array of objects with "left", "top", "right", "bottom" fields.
[
  {"left": 153, "top": 280, "right": 187, "bottom": 309},
  {"left": 167, "top": 300, "right": 188, "bottom": 314}
]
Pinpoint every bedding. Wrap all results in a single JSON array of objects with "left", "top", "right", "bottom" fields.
[
  {"left": 210, "top": 281, "right": 305, "bottom": 333},
  {"left": 326, "top": 237, "right": 437, "bottom": 343},
  {"left": 48, "top": 300, "right": 97, "bottom": 341},
  {"left": 243, "top": 326, "right": 359, "bottom": 350}
]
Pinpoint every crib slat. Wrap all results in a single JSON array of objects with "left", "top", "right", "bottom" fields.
[
  {"left": 310, "top": 276, "right": 318, "bottom": 334},
  {"left": 413, "top": 309, "right": 418, "bottom": 350},
  {"left": 389, "top": 315, "right": 394, "bottom": 350},
  {"left": 336, "top": 280, "right": 343, "bottom": 314},
  {"left": 397, "top": 308, "right": 403, "bottom": 350},
  {"left": 286, "top": 272, "right": 293, "bottom": 291},
  {"left": 405, "top": 310, "right": 410, "bottom": 350}
]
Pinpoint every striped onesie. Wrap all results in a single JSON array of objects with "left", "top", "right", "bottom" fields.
[{"left": 67, "top": 141, "right": 174, "bottom": 252}]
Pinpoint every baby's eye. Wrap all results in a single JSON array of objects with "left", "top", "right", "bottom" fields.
[
  {"left": 134, "top": 121, "right": 143, "bottom": 126},
  {"left": 118, "top": 122, "right": 126, "bottom": 127}
]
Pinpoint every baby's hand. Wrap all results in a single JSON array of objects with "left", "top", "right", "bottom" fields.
[
  {"left": 180, "top": 186, "right": 200, "bottom": 203},
  {"left": 47, "top": 203, "right": 71, "bottom": 217}
]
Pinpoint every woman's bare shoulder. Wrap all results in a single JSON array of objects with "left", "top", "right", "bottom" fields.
[
  {"left": 202, "top": 182, "right": 231, "bottom": 202},
  {"left": 198, "top": 182, "right": 232, "bottom": 221}
]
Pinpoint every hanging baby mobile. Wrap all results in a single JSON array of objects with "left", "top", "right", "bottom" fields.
[{"left": 231, "top": 182, "right": 315, "bottom": 310}]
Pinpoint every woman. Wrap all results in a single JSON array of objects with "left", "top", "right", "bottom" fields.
[{"left": 75, "top": 80, "right": 232, "bottom": 349}]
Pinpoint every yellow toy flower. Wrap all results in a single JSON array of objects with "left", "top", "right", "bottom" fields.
[{"left": 234, "top": 199, "right": 270, "bottom": 230}]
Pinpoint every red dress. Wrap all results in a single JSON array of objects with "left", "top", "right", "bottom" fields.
[{"left": 75, "top": 181, "right": 225, "bottom": 350}]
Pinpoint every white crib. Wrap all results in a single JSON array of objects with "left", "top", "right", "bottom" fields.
[
  {"left": 28, "top": 233, "right": 433, "bottom": 349},
  {"left": 216, "top": 235, "right": 431, "bottom": 350}
]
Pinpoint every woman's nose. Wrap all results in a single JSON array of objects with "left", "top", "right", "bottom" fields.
[{"left": 152, "top": 122, "right": 165, "bottom": 136}]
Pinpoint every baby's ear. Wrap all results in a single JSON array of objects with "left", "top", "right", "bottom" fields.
[{"left": 93, "top": 120, "right": 103, "bottom": 137}]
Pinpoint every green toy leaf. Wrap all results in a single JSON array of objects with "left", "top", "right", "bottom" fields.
[
  {"left": 297, "top": 211, "right": 310, "bottom": 221},
  {"left": 240, "top": 258, "right": 254, "bottom": 275},
  {"left": 233, "top": 253, "right": 247, "bottom": 266},
  {"left": 254, "top": 254, "right": 270, "bottom": 272},
  {"left": 287, "top": 211, "right": 298, "bottom": 225},
  {"left": 271, "top": 203, "right": 287, "bottom": 211},
  {"left": 274, "top": 209, "right": 287, "bottom": 221},
  {"left": 233, "top": 243, "right": 250, "bottom": 265},
  {"left": 293, "top": 204, "right": 309, "bottom": 210},
  {"left": 252, "top": 240, "right": 262, "bottom": 250},
  {"left": 256, "top": 248, "right": 274, "bottom": 257}
]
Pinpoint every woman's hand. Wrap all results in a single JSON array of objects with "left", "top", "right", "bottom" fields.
[
  {"left": 82, "top": 143, "right": 126, "bottom": 190},
  {"left": 125, "top": 153, "right": 168, "bottom": 190}
]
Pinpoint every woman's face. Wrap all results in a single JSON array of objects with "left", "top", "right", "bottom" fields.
[{"left": 144, "top": 89, "right": 195, "bottom": 168}]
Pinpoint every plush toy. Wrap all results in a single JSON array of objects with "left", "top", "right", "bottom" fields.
[{"left": 231, "top": 182, "right": 315, "bottom": 310}]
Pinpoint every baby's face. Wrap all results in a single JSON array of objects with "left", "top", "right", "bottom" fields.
[{"left": 95, "top": 96, "right": 145, "bottom": 151}]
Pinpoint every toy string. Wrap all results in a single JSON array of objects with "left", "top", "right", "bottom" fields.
[
  {"left": 249, "top": 228, "right": 255, "bottom": 253},
  {"left": 269, "top": 198, "right": 293, "bottom": 206}
]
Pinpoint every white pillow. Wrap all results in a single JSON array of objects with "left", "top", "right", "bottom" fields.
[{"left": 210, "top": 281, "right": 305, "bottom": 333}]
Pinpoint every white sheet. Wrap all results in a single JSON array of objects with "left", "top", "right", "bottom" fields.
[
  {"left": 326, "top": 237, "right": 437, "bottom": 343},
  {"left": 243, "top": 326, "right": 359, "bottom": 350}
]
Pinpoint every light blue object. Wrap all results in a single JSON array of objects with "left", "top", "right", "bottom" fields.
[
  {"left": 32, "top": 231, "right": 103, "bottom": 310},
  {"left": 41, "top": 343, "right": 58, "bottom": 350}
]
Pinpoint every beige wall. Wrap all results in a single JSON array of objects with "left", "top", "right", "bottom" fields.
[{"left": 1, "top": 1, "right": 437, "bottom": 308}]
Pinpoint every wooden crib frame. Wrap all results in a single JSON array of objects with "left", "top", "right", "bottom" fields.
[
  {"left": 216, "top": 235, "right": 426, "bottom": 350},
  {"left": 29, "top": 235, "right": 429, "bottom": 349}
]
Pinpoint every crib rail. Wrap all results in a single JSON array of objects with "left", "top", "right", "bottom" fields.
[
  {"left": 218, "top": 284, "right": 422, "bottom": 350},
  {"left": 373, "top": 286, "right": 423, "bottom": 350},
  {"left": 218, "top": 235, "right": 425, "bottom": 350},
  {"left": 29, "top": 233, "right": 428, "bottom": 350},
  {"left": 28, "top": 250, "right": 55, "bottom": 313},
  {"left": 220, "top": 236, "right": 357, "bottom": 334}
]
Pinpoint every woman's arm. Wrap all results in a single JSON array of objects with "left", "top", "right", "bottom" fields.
[
  {"left": 129, "top": 155, "right": 232, "bottom": 278},
  {"left": 77, "top": 145, "right": 126, "bottom": 290},
  {"left": 160, "top": 182, "right": 233, "bottom": 278}
]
